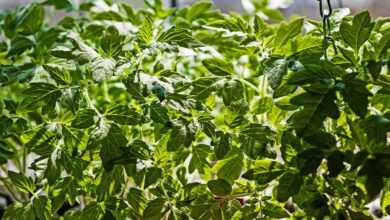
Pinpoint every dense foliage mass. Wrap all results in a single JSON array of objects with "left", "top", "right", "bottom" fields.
[{"left": 0, "top": 0, "right": 390, "bottom": 219}]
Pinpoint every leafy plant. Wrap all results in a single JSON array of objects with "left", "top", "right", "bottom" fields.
[{"left": 0, "top": 0, "right": 390, "bottom": 219}]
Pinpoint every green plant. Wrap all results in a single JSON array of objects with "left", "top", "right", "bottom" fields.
[{"left": 0, "top": 0, "right": 390, "bottom": 219}]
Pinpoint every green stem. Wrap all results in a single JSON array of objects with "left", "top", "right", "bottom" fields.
[{"left": 239, "top": 78, "right": 259, "bottom": 94}]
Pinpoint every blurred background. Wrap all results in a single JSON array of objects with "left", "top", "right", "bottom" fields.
[{"left": 0, "top": 0, "right": 389, "bottom": 18}]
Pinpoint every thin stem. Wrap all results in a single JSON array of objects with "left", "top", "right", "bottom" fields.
[{"left": 239, "top": 78, "right": 259, "bottom": 95}]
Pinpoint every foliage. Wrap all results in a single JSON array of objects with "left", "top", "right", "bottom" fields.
[{"left": 0, "top": 0, "right": 390, "bottom": 219}]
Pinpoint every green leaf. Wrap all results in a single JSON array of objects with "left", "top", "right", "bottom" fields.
[
  {"left": 150, "top": 102, "right": 169, "bottom": 124},
  {"left": 16, "top": 4, "right": 45, "bottom": 35},
  {"left": 32, "top": 196, "right": 52, "bottom": 220},
  {"left": 143, "top": 198, "right": 167, "bottom": 220},
  {"left": 127, "top": 187, "right": 146, "bottom": 215},
  {"left": 23, "top": 82, "right": 61, "bottom": 112},
  {"left": 191, "top": 77, "right": 218, "bottom": 100},
  {"left": 280, "top": 131, "right": 300, "bottom": 163},
  {"left": 8, "top": 171, "right": 36, "bottom": 193},
  {"left": 262, "top": 201, "right": 290, "bottom": 218},
  {"left": 202, "top": 58, "right": 233, "bottom": 76},
  {"left": 263, "top": 58, "right": 288, "bottom": 89},
  {"left": 158, "top": 27, "right": 196, "bottom": 47},
  {"left": 144, "top": 167, "right": 163, "bottom": 188},
  {"left": 276, "top": 172, "right": 303, "bottom": 202},
  {"left": 106, "top": 105, "right": 141, "bottom": 125},
  {"left": 70, "top": 34, "right": 116, "bottom": 82},
  {"left": 189, "top": 144, "right": 211, "bottom": 174},
  {"left": 221, "top": 79, "right": 244, "bottom": 105},
  {"left": 327, "top": 150, "right": 345, "bottom": 177},
  {"left": 215, "top": 149, "right": 243, "bottom": 182},
  {"left": 71, "top": 109, "right": 97, "bottom": 129},
  {"left": 296, "top": 148, "right": 324, "bottom": 175},
  {"left": 213, "top": 132, "right": 231, "bottom": 160},
  {"left": 381, "top": 178, "right": 390, "bottom": 215},
  {"left": 254, "top": 15, "right": 268, "bottom": 37},
  {"left": 207, "top": 179, "right": 232, "bottom": 196},
  {"left": 99, "top": 125, "right": 133, "bottom": 171},
  {"left": 23, "top": 82, "right": 60, "bottom": 101},
  {"left": 44, "top": 0, "right": 73, "bottom": 10},
  {"left": 340, "top": 11, "right": 374, "bottom": 52},
  {"left": 289, "top": 90, "right": 339, "bottom": 136},
  {"left": 341, "top": 76, "right": 371, "bottom": 117},
  {"left": 376, "top": 31, "right": 390, "bottom": 59},
  {"left": 167, "top": 126, "right": 187, "bottom": 151},
  {"left": 43, "top": 64, "right": 71, "bottom": 85},
  {"left": 139, "top": 16, "right": 153, "bottom": 44},
  {"left": 239, "top": 124, "right": 275, "bottom": 159},
  {"left": 7, "top": 36, "right": 34, "bottom": 56},
  {"left": 361, "top": 115, "right": 390, "bottom": 146},
  {"left": 273, "top": 18, "right": 304, "bottom": 49},
  {"left": 186, "top": 1, "right": 212, "bottom": 22},
  {"left": 243, "top": 159, "right": 284, "bottom": 184}
]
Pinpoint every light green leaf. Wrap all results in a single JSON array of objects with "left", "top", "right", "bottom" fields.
[
  {"left": 381, "top": 178, "right": 390, "bottom": 215},
  {"left": 273, "top": 18, "right": 304, "bottom": 49},
  {"left": 189, "top": 144, "right": 211, "bottom": 174},
  {"left": 202, "top": 58, "right": 233, "bottom": 76},
  {"left": 215, "top": 148, "right": 243, "bottom": 182}
]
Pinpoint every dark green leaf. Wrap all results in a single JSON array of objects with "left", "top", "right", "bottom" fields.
[
  {"left": 150, "top": 102, "right": 169, "bottom": 124},
  {"left": 106, "top": 105, "right": 141, "bottom": 125},
  {"left": 71, "top": 109, "right": 97, "bottom": 129},
  {"left": 340, "top": 11, "right": 374, "bottom": 52},
  {"left": 276, "top": 172, "right": 303, "bottom": 202},
  {"left": 207, "top": 179, "right": 232, "bottom": 196},
  {"left": 243, "top": 159, "right": 284, "bottom": 184}
]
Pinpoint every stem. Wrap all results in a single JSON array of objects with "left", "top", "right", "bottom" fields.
[
  {"left": 239, "top": 78, "right": 259, "bottom": 95},
  {"left": 22, "top": 147, "right": 27, "bottom": 174},
  {"left": 102, "top": 82, "right": 109, "bottom": 102}
]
